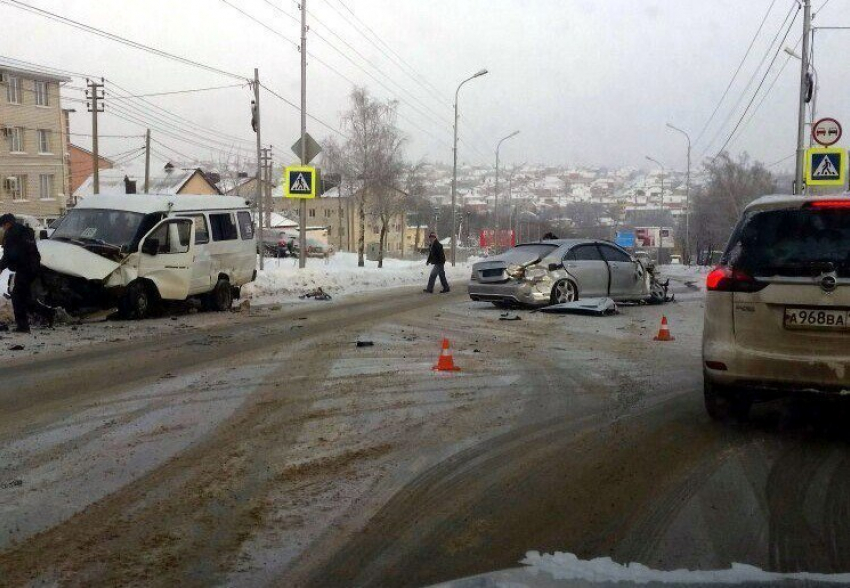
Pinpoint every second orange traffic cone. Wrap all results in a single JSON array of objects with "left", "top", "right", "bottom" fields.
[
  {"left": 653, "top": 316, "right": 675, "bottom": 341},
  {"left": 433, "top": 338, "right": 461, "bottom": 371}
]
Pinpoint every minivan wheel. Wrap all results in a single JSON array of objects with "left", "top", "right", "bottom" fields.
[
  {"left": 120, "top": 281, "right": 152, "bottom": 320},
  {"left": 210, "top": 279, "right": 233, "bottom": 311},
  {"left": 551, "top": 280, "right": 577, "bottom": 304},
  {"left": 704, "top": 380, "right": 752, "bottom": 422}
]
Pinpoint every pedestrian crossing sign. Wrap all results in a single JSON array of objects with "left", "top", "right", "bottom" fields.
[
  {"left": 806, "top": 147, "right": 846, "bottom": 187},
  {"left": 284, "top": 165, "right": 318, "bottom": 199}
]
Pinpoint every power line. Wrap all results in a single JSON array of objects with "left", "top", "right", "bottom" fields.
[
  {"left": 693, "top": 0, "right": 778, "bottom": 149},
  {"left": 103, "top": 81, "right": 256, "bottom": 148},
  {"left": 221, "top": 0, "right": 455, "bottom": 135},
  {"left": 703, "top": 0, "right": 799, "bottom": 156},
  {"left": 104, "top": 83, "right": 246, "bottom": 99},
  {"left": 325, "top": 0, "right": 450, "bottom": 105},
  {"left": 0, "top": 0, "right": 249, "bottom": 81},
  {"left": 712, "top": 3, "right": 800, "bottom": 158},
  {"left": 259, "top": 83, "right": 349, "bottom": 140},
  {"left": 259, "top": 0, "right": 453, "bottom": 127}
]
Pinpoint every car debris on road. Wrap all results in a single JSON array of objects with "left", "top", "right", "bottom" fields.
[{"left": 537, "top": 297, "right": 618, "bottom": 316}]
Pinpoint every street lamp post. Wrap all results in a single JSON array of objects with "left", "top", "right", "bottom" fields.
[
  {"left": 645, "top": 155, "right": 665, "bottom": 265},
  {"left": 494, "top": 130, "right": 519, "bottom": 250},
  {"left": 666, "top": 123, "right": 691, "bottom": 264},
  {"left": 451, "top": 68, "right": 488, "bottom": 266}
]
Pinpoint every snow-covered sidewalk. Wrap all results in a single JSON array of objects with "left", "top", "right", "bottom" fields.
[{"left": 245, "top": 252, "right": 475, "bottom": 304}]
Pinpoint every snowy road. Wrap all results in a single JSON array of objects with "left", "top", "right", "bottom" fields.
[{"left": 3, "top": 280, "right": 850, "bottom": 586}]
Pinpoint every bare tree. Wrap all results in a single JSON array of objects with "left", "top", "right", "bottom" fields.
[
  {"left": 689, "top": 152, "right": 775, "bottom": 262},
  {"left": 325, "top": 88, "right": 406, "bottom": 267}
]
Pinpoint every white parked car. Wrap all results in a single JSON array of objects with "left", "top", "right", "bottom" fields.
[
  {"left": 38, "top": 194, "right": 257, "bottom": 318},
  {"left": 703, "top": 195, "right": 850, "bottom": 420}
]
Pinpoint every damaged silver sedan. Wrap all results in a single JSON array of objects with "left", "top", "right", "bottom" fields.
[{"left": 468, "top": 239, "right": 666, "bottom": 307}]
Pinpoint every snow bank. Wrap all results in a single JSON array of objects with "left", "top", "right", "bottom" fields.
[
  {"left": 244, "top": 252, "right": 475, "bottom": 304},
  {"left": 522, "top": 551, "right": 850, "bottom": 584}
]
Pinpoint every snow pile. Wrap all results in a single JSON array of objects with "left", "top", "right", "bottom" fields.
[
  {"left": 245, "top": 252, "right": 475, "bottom": 304},
  {"left": 522, "top": 551, "right": 850, "bottom": 584}
]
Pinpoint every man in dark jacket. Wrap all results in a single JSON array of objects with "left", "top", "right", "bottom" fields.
[
  {"left": 424, "top": 232, "right": 450, "bottom": 293},
  {"left": 0, "top": 214, "right": 54, "bottom": 332}
]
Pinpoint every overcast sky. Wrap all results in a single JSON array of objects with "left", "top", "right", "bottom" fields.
[{"left": 1, "top": 0, "right": 846, "bottom": 173}]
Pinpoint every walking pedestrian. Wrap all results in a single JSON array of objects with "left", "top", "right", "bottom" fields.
[
  {"left": 0, "top": 214, "right": 55, "bottom": 332},
  {"left": 424, "top": 232, "right": 449, "bottom": 294}
]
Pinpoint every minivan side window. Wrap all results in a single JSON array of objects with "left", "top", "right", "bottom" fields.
[
  {"left": 180, "top": 214, "right": 210, "bottom": 244},
  {"left": 209, "top": 212, "right": 238, "bottom": 241},
  {"left": 237, "top": 211, "right": 254, "bottom": 240}
]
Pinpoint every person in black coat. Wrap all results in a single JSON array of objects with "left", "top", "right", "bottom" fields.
[
  {"left": 0, "top": 214, "right": 55, "bottom": 332},
  {"left": 424, "top": 232, "right": 450, "bottom": 293}
]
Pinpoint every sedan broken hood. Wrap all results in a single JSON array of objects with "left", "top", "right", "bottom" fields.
[{"left": 38, "top": 240, "right": 121, "bottom": 281}]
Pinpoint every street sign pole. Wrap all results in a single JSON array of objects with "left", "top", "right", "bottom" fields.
[{"left": 299, "top": 0, "right": 308, "bottom": 269}]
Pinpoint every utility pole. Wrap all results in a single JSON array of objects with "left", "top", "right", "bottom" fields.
[
  {"left": 144, "top": 128, "right": 151, "bottom": 193},
  {"left": 299, "top": 0, "right": 308, "bottom": 269},
  {"left": 86, "top": 79, "right": 104, "bottom": 195},
  {"left": 795, "top": 0, "right": 812, "bottom": 195},
  {"left": 253, "top": 68, "right": 264, "bottom": 270}
]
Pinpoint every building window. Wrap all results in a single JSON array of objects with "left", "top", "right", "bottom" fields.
[
  {"left": 7, "top": 127, "right": 24, "bottom": 152},
  {"left": 324, "top": 209, "right": 332, "bottom": 218},
  {"left": 6, "top": 76, "right": 21, "bottom": 104},
  {"left": 37, "top": 129, "right": 51, "bottom": 153},
  {"left": 4, "top": 175, "right": 26, "bottom": 201},
  {"left": 308, "top": 208, "right": 316, "bottom": 218},
  {"left": 39, "top": 174, "right": 54, "bottom": 200},
  {"left": 34, "top": 80, "right": 49, "bottom": 106}
]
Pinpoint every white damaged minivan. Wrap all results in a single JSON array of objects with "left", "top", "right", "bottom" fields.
[{"left": 37, "top": 194, "right": 257, "bottom": 319}]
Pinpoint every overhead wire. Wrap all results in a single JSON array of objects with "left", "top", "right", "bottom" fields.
[
  {"left": 0, "top": 0, "right": 249, "bottom": 81},
  {"left": 258, "top": 0, "right": 453, "bottom": 127},
  {"left": 323, "top": 0, "right": 450, "bottom": 105},
  {"left": 693, "top": 0, "right": 779, "bottom": 149},
  {"left": 0, "top": 7, "right": 347, "bottom": 144},
  {"left": 711, "top": 2, "right": 801, "bottom": 158}
]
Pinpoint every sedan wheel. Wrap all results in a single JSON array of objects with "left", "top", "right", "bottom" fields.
[{"left": 552, "top": 280, "right": 577, "bottom": 304}]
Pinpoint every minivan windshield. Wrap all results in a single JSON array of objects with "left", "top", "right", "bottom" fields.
[
  {"left": 725, "top": 207, "right": 850, "bottom": 277},
  {"left": 52, "top": 208, "right": 145, "bottom": 251}
]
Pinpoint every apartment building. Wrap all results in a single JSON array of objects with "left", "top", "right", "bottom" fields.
[{"left": 0, "top": 64, "right": 71, "bottom": 222}]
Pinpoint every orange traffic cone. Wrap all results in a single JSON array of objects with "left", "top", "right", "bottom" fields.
[
  {"left": 653, "top": 316, "right": 675, "bottom": 341},
  {"left": 432, "top": 338, "right": 461, "bottom": 371}
]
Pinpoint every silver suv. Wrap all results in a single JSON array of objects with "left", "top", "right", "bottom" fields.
[{"left": 703, "top": 195, "right": 850, "bottom": 420}]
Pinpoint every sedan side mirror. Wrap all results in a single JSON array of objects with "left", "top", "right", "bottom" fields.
[
  {"left": 548, "top": 262, "right": 562, "bottom": 272},
  {"left": 141, "top": 238, "right": 159, "bottom": 256}
]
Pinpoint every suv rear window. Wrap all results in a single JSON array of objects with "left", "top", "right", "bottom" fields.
[{"left": 725, "top": 207, "right": 850, "bottom": 277}]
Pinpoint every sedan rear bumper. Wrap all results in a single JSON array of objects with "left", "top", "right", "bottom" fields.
[{"left": 468, "top": 281, "right": 550, "bottom": 306}]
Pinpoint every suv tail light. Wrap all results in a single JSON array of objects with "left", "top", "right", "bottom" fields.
[
  {"left": 706, "top": 266, "right": 767, "bottom": 293},
  {"left": 805, "top": 200, "right": 850, "bottom": 209}
]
